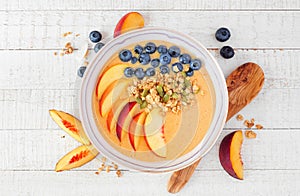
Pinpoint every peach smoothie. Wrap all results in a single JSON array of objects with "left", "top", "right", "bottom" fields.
[{"left": 93, "top": 41, "right": 215, "bottom": 162}]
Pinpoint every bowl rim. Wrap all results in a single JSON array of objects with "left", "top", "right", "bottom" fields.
[{"left": 79, "top": 27, "right": 228, "bottom": 173}]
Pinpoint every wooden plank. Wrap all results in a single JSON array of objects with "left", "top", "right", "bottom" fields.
[
  {"left": 0, "top": 88, "right": 299, "bottom": 129},
  {"left": 0, "top": 0, "right": 299, "bottom": 11},
  {"left": 0, "top": 11, "right": 299, "bottom": 49},
  {"left": 0, "top": 50, "right": 299, "bottom": 90},
  {"left": 0, "top": 129, "right": 299, "bottom": 170},
  {"left": 0, "top": 170, "right": 299, "bottom": 195}
]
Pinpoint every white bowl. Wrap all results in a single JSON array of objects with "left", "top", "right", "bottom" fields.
[{"left": 80, "top": 27, "right": 228, "bottom": 173}]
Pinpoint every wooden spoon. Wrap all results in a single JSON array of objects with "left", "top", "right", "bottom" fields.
[{"left": 167, "top": 62, "right": 265, "bottom": 193}]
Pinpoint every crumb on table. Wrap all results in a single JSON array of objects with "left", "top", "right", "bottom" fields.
[{"left": 245, "top": 130, "right": 257, "bottom": 139}]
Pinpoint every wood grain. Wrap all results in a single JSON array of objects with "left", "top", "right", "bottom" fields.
[
  {"left": 1, "top": 170, "right": 299, "bottom": 196},
  {"left": 1, "top": 129, "right": 300, "bottom": 170},
  {"left": 0, "top": 0, "right": 299, "bottom": 11},
  {"left": 168, "top": 62, "right": 264, "bottom": 193},
  {"left": 226, "top": 63, "right": 265, "bottom": 120},
  {"left": 1, "top": 0, "right": 299, "bottom": 195},
  {"left": 0, "top": 11, "right": 299, "bottom": 49}
]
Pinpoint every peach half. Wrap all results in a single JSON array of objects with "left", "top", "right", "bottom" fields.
[
  {"left": 113, "top": 12, "right": 145, "bottom": 38},
  {"left": 55, "top": 145, "right": 98, "bottom": 172},
  {"left": 219, "top": 131, "right": 244, "bottom": 180},
  {"left": 49, "top": 110, "right": 90, "bottom": 145}
]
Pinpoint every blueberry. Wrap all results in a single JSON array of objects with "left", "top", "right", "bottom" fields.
[
  {"left": 77, "top": 66, "right": 86, "bottom": 78},
  {"left": 179, "top": 54, "right": 191, "bottom": 64},
  {"left": 89, "top": 31, "right": 102, "bottom": 43},
  {"left": 145, "top": 67, "right": 156, "bottom": 77},
  {"left": 119, "top": 49, "right": 132, "bottom": 62},
  {"left": 172, "top": 62, "right": 183, "bottom": 73},
  {"left": 124, "top": 67, "right": 135, "bottom": 78},
  {"left": 168, "top": 46, "right": 181, "bottom": 57},
  {"left": 160, "top": 53, "right": 171, "bottom": 65},
  {"left": 131, "top": 57, "right": 138, "bottom": 64},
  {"left": 151, "top": 58, "right": 160, "bottom": 68},
  {"left": 157, "top": 45, "right": 168, "bottom": 54},
  {"left": 138, "top": 52, "right": 151, "bottom": 65},
  {"left": 186, "top": 68, "right": 194, "bottom": 77},
  {"left": 190, "top": 59, "right": 202, "bottom": 70},
  {"left": 144, "top": 42, "right": 156, "bottom": 54},
  {"left": 134, "top": 68, "right": 145, "bottom": 80},
  {"left": 94, "top": 42, "right": 105, "bottom": 53},
  {"left": 215, "top": 27, "right": 231, "bottom": 42},
  {"left": 134, "top": 45, "right": 143, "bottom": 54},
  {"left": 160, "top": 65, "right": 170, "bottom": 74},
  {"left": 220, "top": 46, "right": 235, "bottom": 59}
]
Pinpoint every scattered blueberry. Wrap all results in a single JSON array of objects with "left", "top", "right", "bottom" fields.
[
  {"left": 124, "top": 67, "right": 135, "bottom": 78},
  {"left": 168, "top": 46, "right": 181, "bottom": 57},
  {"left": 144, "top": 42, "right": 156, "bottom": 54},
  {"left": 160, "top": 53, "right": 171, "bottom": 65},
  {"left": 94, "top": 42, "right": 105, "bottom": 53},
  {"left": 138, "top": 52, "right": 151, "bottom": 65},
  {"left": 215, "top": 27, "right": 231, "bottom": 42},
  {"left": 89, "top": 31, "right": 102, "bottom": 43},
  {"left": 160, "top": 65, "right": 170, "bottom": 74},
  {"left": 220, "top": 46, "right": 235, "bottom": 59},
  {"left": 186, "top": 68, "right": 194, "bottom": 77},
  {"left": 179, "top": 54, "right": 191, "bottom": 64},
  {"left": 190, "top": 59, "right": 202, "bottom": 70},
  {"left": 151, "top": 58, "right": 160, "bottom": 68},
  {"left": 134, "top": 45, "right": 143, "bottom": 54},
  {"left": 157, "top": 45, "right": 168, "bottom": 54},
  {"left": 119, "top": 49, "right": 132, "bottom": 62},
  {"left": 134, "top": 68, "right": 145, "bottom": 80},
  {"left": 171, "top": 62, "right": 183, "bottom": 73},
  {"left": 131, "top": 57, "right": 138, "bottom": 64},
  {"left": 77, "top": 66, "right": 86, "bottom": 78},
  {"left": 145, "top": 67, "right": 156, "bottom": 77}
]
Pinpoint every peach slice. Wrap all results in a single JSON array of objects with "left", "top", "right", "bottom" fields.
[
  {"left": 144, "top": 108, "right": 167, "bottom": 157},
  {"left": 116, "top": 102, "right": 141, "bottom": 141},
  {"left": 95, "top": 64, "right": 128, "bottom": 100},
  {"left": 99, "top": 78, "right": 131, "bottom": 117},
  {"left": 55, "top": 145, "right": 98, "bottom": 172},
  {"left": 106, "top": 98, "right": 130, "bottom": 133},
  {"left": 128, "top": 112, "right": 147, "bottom": 151},
  {"left": 49, "top": 110, "right": 90, "bottom": 145},
  {"left": 219, "top": 131, "right": 244, "bottom": 180},
  {"left": 113, "top": 12, "right": 145, "bottom": 38}
]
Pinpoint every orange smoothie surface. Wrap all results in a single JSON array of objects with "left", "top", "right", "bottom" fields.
[{"left": 93, "top": 41, "right": 215, "bottom": 162}]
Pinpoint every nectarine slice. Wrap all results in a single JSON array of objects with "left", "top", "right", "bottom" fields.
[
  {"left": 49, "top": 110, "right": 90, "bottom": 145},
  {"left": 219, "top": 131, "right": 244, "bottom": 180},
  {"left": 144, "top": 108, "right": 167, "bottom": 157},
  {"left": 106, "top": 98, "right": 129, "bottom": 133},
  {"left": 116, "top": 102, "right": 141, "bottom": 141},
  {"left": 129, "top": 112, "right": 147, "bottom": 151},
  {"left": 55, "top": 145, "right": 98, "bottom": 172},
  {"left": 99, "top": 78, "right": 131, "bottom": 117},
  {"left": 95, "top": 64, "right": 128, "bottom": 100},
  {"left": 114, "top": 12, "right": 145, "bottom": 38}
]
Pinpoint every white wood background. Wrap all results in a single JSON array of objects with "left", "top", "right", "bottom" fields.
[{"left": 1, "top": 0, "right": 300, "bottom": 195}]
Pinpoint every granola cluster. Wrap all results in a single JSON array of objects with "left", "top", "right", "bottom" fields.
[
  {"left": 128, "top": 73, "right": 201, "bottom": 114},
  {"left": 236, "top": 114, "right": 264, "bottom": 139}
]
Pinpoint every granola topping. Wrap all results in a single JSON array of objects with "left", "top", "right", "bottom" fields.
[{"left": 128, "top": 72, "right": 201, "bottom": 114}]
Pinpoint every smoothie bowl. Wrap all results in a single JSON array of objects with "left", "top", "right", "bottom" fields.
[{"left": 80, "top": 28, "right": 228, "bottom": 172}]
